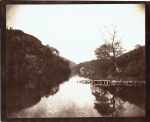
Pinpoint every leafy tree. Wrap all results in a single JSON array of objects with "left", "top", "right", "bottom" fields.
[{"left": 95, "top": 44, "right": 112, "bottom": 60}]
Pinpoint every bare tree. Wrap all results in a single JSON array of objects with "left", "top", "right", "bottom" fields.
[
  {"left": 95, "top": 28, "right": 124, "bottom": 74},
  {"left": 110, "top": 29, "right": 123, "bottom": 73}
]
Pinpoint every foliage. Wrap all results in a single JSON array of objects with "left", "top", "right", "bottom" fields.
[
  {"left": 95, "top": 30, "right": 123, "bottom": 59},
  {"left": 75, "top": 46, "right": 145, "bottom": 81},
  {"left": 6, "top": 29, "right": 71, "bottom": 113},
  {"left": 95, "top": 44, "right": 112, "bottom": 60}
]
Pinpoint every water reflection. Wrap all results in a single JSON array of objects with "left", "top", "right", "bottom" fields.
[
  {"left": 10, "top": 76, "right": 100, "bottom": 117},
  {"left": 93, "top": 88, "right": 126, "bottom": 117},
  {"left": 93, "top": 89, "right": 115, "bottom": 116},
  {"left": 10, "top": 75, "right": 145, "bottom": 118},
  {"left": 92, "top": 84, "right": 145, "bottom": 117}
]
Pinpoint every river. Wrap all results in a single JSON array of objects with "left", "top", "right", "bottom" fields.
[{"left": 10, "top": 75, "right": 145, "bottom": 118}]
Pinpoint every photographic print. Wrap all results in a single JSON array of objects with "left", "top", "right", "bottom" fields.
[{"left": 5, "top": 3, "right": 145, "bottom": 118}]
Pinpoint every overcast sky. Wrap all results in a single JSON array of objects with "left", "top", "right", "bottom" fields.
[{"left": 7, "top": 4, "right": 145, "bottom": 63}]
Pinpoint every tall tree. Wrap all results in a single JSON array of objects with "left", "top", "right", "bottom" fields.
[{"left": 95, "top": 28, "right": 124, "bottom": 73}]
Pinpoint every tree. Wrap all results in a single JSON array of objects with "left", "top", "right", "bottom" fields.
[
  {"left": 46, "top": 44, "right": 59, "bottom": 56},
  {"left": 95, "top": 43, "right": 112, "bottom": 60},
  {"left": 95, "top": 28, "right": 124, "bottom": 74}
]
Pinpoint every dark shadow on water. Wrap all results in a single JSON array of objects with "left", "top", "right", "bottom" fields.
[
  {"left": 91, "top": 85, "right": 145, "bottom": 116},
  {"left": 104, "top": 85, "right": 145, "bottom": 108},
  {"left": 94, "top": 95, "right": 115, "bottom": 116},
  {"left": 7, "top": 85, "right": 60, "bottom": 114}
]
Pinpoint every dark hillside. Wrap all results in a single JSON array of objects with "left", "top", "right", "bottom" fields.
[
  {"left": 6, "top": 29, "right": 71, "bottom": 113},
  {"left": 74, "top": 46, "right": 145, "bottom": 81},
  {"left": 117, "top": 46, "right": 145, "bottom": 80}
]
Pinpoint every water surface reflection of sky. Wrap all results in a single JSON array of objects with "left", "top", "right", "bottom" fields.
[{"left": 10, "top": 76, "right": 145, "bottom": 118}]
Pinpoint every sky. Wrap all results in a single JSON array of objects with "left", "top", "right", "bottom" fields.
[{"left": 6, "top": 4, "right": 145, "bottom": 63}]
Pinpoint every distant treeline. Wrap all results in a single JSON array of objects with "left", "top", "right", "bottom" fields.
[
  {"left": 6, "top": 29, "right": 71, "bottom": 113},
  {"left": 73, "top": 46, "right": 145, "bottom": 81}
]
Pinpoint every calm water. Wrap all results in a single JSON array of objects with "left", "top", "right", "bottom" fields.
[{"left": 10, "top": 75, "right": 145, "bottom": 118}]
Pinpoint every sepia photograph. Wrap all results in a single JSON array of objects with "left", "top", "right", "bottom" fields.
[{"left": 5, "top": 3, "right": 145, "bottom": 118}]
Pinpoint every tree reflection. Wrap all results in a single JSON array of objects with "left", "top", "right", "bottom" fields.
[{"left": 92, "top": 86, "right": 124, "bottom": 116}]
